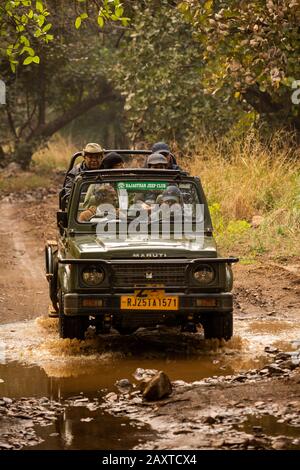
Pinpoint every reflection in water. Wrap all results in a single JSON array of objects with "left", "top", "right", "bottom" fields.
[
  {"left": 0, "top": 361, "right": 154, "bottom": 450},
  {"left": 1, "top": 315, "right": 297, "bottom": 450},
  {"left": 32, "top": 404, "right": 153, "bottom": 450},
  {"left": 238, "top": 414, "right": 300, "bottom": 450},
  {"left": 0, "top": 341, "right": 255, "bottom": 450}
]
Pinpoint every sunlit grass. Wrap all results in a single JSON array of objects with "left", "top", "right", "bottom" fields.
[
  {"left": 32, "top": 134, "right": 78, "bottom": 170},
  {"left": 0, "top": 172, "right": 53, "bottom": 192},
  {"left": 187, "top": 131, "right": 300, "bottom": 259}
]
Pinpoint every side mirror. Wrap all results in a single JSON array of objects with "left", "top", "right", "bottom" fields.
[{"left": 57, "top": 211, "right": 68, "bottom": 232}]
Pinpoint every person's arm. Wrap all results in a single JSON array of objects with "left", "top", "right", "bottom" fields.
[
  {"left": 83, "top": 184, "right": 96, "bottom": 208},
  {"left": 78, "top": 206, "right": 96, "bottom": 222}
]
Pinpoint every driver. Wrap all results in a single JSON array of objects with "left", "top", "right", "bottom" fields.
[
  {"left": 79, "top": 184, "right": 118, "bottom": 222},
  {"left": 64, "top": 143, "right": 103, "bottom": 198}
]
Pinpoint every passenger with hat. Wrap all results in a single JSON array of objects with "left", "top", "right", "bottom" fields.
[
  {"left": 151, "top": 142, "right": 181, "bottom": 170},
  {"left": 158, "top": 185, "right": 183, "bottom": 206},
  {"left": 146, "top": 152, "right": 169, "bottom": 169},
  {"left": 100, "top": 152, "right": 125, "bottom": 169},
  {"left": 64, "top": 143, "right": 103, "bottom": 198}
]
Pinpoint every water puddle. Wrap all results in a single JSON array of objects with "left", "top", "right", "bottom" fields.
[
  {"left": 0, "top": 349, "right": 252, "bottom": 450},
  {"left": 237, "top": 414, "right": 300, "bottom": 450},
  {"left": 0, "top": 361, "right": 154, "bottom": 450},
  {"left": 0, "top": 316, "right": 298, "bottom": 449},
  {"left": 0, "top": 318, "right": 260, "bottom": 450}
]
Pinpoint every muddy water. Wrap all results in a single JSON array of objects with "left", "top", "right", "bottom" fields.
[
  {"left": 0, "top": 315, "right": 299, "bottom": 450},
  {"left": 0, "top": 361, "right": 154, "bottom": 450},
  {"left": 0, "top": 350, "right": 247, "bottom": 450},
  {"left": 238, "top": 415, "right": 300, "bottom": 450},
  {"left": 0, "top": 321, "right": 261, "bottom": 450},
  {"left": 0, "top": 349, "right": 266, "bottom": 450}
]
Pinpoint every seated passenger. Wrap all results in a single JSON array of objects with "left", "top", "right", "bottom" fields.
[
  {"left": 150, "top": 186, "right": 183, "bottom": 225},
  {"left": 157, "top": 185, "right": 183, "bottom": 207},
  {"left": 100, "top": 152, "right": 125, "bottom": 169},
  {"left": 79, "top": 184, "right": 118, "bottom": 222},
  {"left": 146, "top": 153, "right": 168, "bottom": 169},
  {"left": 64, "top": 143, "right": 103, "bottom": 198},
  {"left": 82, "top": 153, "right": 125, "bottom": 208},
  {"left": 151, "top": 142, "right": 181, "bottom": 170}
]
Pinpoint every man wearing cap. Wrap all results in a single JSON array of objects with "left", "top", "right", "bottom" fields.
[
  {"left": 133, "top": 153, "right": 169, "bottom": 205},
  {"left": 64, "top": 143, "right": 103, "bottom": 199},
  {"left": 151, "top": 185, "right": 183, "bottom": 224},
  {"left": 151, "top": 142, "right": 181, "bottom": 170},
  {"left": 146, "top": 152, "right": 169, "bottom": 169},
  {"left": 100, "top": 152, "right": 125, "bottom": 170}
]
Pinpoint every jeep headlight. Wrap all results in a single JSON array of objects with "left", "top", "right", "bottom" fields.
[
  {"left": 82, "top": 266, "right": 104, "bottom": 286},
  {"left": 193, "top": 265, "right": 215, "bottom": 284}
]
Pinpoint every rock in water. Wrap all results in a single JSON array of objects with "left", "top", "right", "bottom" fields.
[{"left": 142, "top": 371, "right": 172, "bottom": 401}]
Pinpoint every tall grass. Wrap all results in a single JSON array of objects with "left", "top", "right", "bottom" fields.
[
  {"left": 0, "top": 173, "right": 53, "bottom": 193},
  {"left": 187, "top": 132, "right": 300, "bottom": 259},
  {"left": 32, "top": 135, "right": 78, "bottom": 170}
]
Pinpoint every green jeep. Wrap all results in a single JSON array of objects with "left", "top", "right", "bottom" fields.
[{"left": 45, "top": 150, "right": 238, "bottom": 340}]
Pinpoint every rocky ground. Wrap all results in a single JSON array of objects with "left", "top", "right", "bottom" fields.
[
  {"left": 0, "top": 397, "right": 64, "bottom": 450},
  {"left": 102, "top": 352, "right": 300, "bottom": 450}
]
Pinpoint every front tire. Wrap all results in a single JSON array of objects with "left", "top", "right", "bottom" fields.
[
  {"left": 58, "top": 292, "right": 88, "bottom": 340},
  {"left": 45, "top": 244, "right": 59, "bottom": 312},
  {"left": 202, "top": 311, "right": 233, "bottom": 341}
]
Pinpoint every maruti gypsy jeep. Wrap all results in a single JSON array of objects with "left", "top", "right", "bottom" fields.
[{"left": 45, "top": 150, "right": 238, "bottom": 340}]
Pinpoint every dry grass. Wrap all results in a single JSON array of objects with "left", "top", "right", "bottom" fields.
[
  {"left": 0, "top": 135, "right": 76, "bottom": 193},
  {"left": 186, "top": 132, "right": 300, "bottom": 259},
  {"left": 188, "top": 132, "right": 299, "bottom": 220},
  {"left": 0, "top": 171, "right": 53, "bottom": 192},
  {"left": 32, "top": 134, "right": 78, "bottom": 170}
]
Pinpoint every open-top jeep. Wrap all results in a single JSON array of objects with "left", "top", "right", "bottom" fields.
[{"left": 45, "top": 150, "right": 238, "bottom": 340}]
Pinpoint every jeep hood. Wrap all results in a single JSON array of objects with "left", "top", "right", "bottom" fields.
[{"left": 67, "top": 234, "right": 217, "bottom": 259}]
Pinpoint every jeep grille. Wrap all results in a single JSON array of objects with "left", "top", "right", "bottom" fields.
[{"left": 112, "top": 263, "right": 187, "bottom": 287}]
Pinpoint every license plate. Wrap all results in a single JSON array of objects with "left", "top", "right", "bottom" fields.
[{"left": 120, "top": 295, "right": 178, "bottom": 310}]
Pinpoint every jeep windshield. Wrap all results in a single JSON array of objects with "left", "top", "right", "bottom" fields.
[{"left": 76, "top": 179, "right": 204, "bottom": 241}]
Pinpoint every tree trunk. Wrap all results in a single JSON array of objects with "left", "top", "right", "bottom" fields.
[
  {"left": 13, "top": 86, "right": 119, "bottom": 169},
  {"left": 13, "top": 140, "right": 40, "bottom": 170},
  {"left": 0, "top": 145, "right": 6, "bottom": 168}
]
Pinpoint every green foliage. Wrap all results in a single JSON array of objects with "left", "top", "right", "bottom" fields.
[
  {"left": 0, "top": 0, "right": 128, "bottom": 72},
  {"left": 0, "top": 0, "right": 51, "bottom": 71},
  {"left": 209, "top": 202, "right": 251, "bottom": 242},
  {"left": 177, "top": 0, "right": 300, "bottom": 130},
  {"left": 0, "top": 4, "right": 126, "bottom": 168},
  {"left": 113, "top": 0, "right": 245, "bottom": 146}
]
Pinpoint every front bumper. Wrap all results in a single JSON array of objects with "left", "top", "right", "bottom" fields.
[{"left": 63, "top": 292, "right": 233, "bottom": 316}]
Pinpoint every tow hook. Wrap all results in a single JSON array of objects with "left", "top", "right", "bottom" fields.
[
  {"left": 181, "top": 315, "right": 197, "bottom": 333},
  {"left": 97, "top": 314, "right": 112, "bottom": 334}
]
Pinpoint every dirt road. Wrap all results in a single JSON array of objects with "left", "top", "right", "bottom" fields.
[
  {"left": 0, "top": 202, "right": 50, "bottom": 323},
  {"left": 0, "top": 198, "right": 300, "bottom": 450}
]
